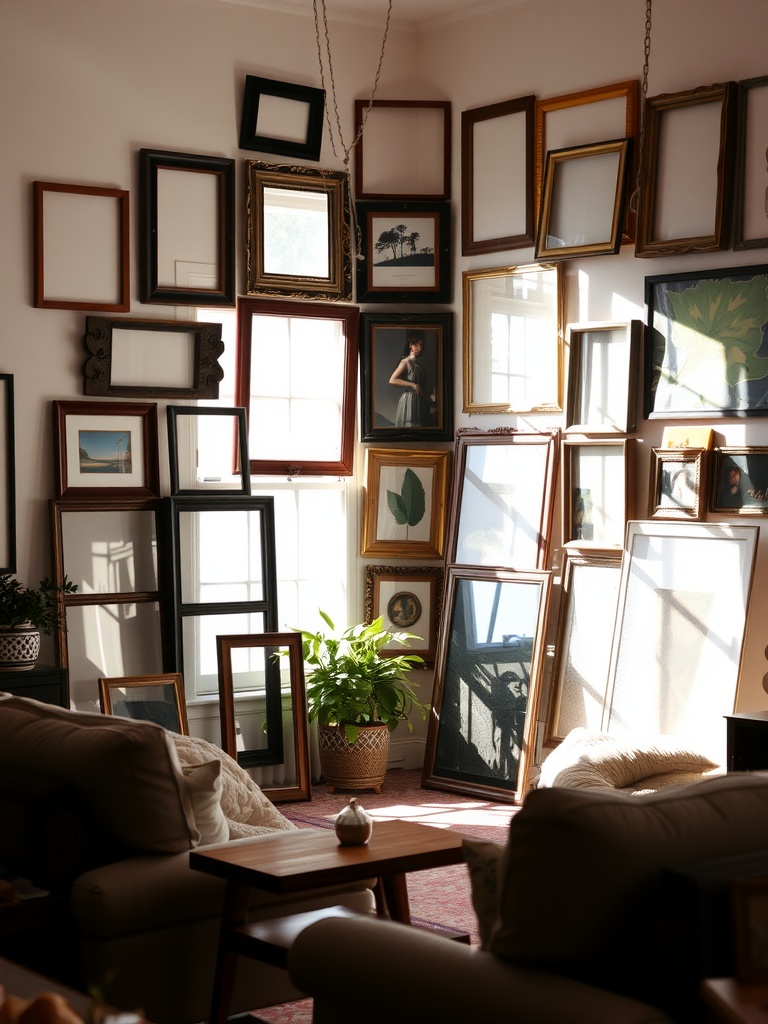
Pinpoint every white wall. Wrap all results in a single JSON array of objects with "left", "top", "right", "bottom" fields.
[{"left": 3, "top": 0, "right": 768, "bottom": 738}]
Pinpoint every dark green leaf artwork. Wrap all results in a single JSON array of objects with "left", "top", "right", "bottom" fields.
[{"left": 386, "top": 467, "right": 426, "bottom": 527}]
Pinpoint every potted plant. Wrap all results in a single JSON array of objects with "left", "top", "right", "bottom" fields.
[
  {"left": 0, "top": 572, "right": 78, "bottom": 671},
  {"left": 296, "top": 610, "right": 430, "bottom": 793}
]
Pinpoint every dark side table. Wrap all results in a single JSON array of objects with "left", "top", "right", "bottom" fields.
[
  {"left": 0, "top": 664, "right": 69, "bottom": 707},
  {"left": 725, "top": 712, "right": 768, "bottom": 772}
]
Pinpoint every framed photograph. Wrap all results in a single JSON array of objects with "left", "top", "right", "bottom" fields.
[
  {"left": 644, "top": 264, "right": 768, "bottom": 419},
  {"left": 463, "top": 263, "right": 564, "bottom": 414},
  {"left": 561, "top": 437, "right": 634, "bottom": 549},
  {"left": 0, "top": 374, "right": 15, "bottom": 573},
  {"left": 355, "top": 200, "right": 451, "bottom": 303},
  {"left": 649, "top": 447, "right": 707, "bottom": 521},
  {"left": 635, "top": 82, "right": 738, "bottom": 257},
  {"left": 422, "top": 565, "right": 553, "bottom": 804},
  {"left": 83, "top": 316, "right": 224, "bottom": 399},
  {"left": 139, "top": 148, "right": 235, "bottom": 306},
  {"left": 361, "top": 448, "right": 451, "bottom": 559},
  {"left": 166, "top": 406, "right": 250, "bottom": 495},
  {"left": 52, "top": 400, "right": 160, "bottom": 499},
  {"left": 245, "top": 161, "right": 351, "bottom": 301},
  {"left": 461, "top": 94, "right": 535, "bottom": 256},
  {"left": 33, "top": 181, "right": 129, "bottom": 312},
  {"left": 447, "top": 428, "right": 560, "bottom": 571},
  {"left": 733, "top": 75, "right": 768, "bottom": 251},
  {"left": 711, "top": 447, "right": 768, "bottom": 514},
  {"left": 534, "top": 80, "right": 640, "bottom": 243},
  {"left": 535, "top": 138, "right": 630, "bottom": 260},
  {"left": 354, "top": 99, "right": 451, "bottom": 200},
  {"left": 359, "top": 312, "right": 453, "bottom": 442},
  {"left": 364, "top": 565, "right": 444, "bottom": 665},
  {"left": 602, "top": 521, "right": 759, "bottom": 764},
  {"left": 544, "top": 549, "right": 622, "bottom": 746},
  {"left": 99, "top": 673, "right": 188, "bottom": 735},
  {"left": 216, "top": 632, "right": 311, "bottom": 802},
  {"left": 733, "top": 876, "right": 768, "bottom": 983},
  {"left": 239, "top": 75, "right": 324, "bottom": 161},
  {"left": 565, "top": 320, "right": 641, "bottom": 434}
]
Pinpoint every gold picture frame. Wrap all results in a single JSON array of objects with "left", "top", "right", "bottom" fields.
[
  {"left": 649, "top": 447, "right": 707, "bottom": 521},
  {"left": 99, "top": 673, "right": 188, "bottom": 735}
]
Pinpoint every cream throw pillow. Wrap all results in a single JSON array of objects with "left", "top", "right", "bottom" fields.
[
  {"left": 462, "top": 837, "right": 505, "bottom": 949},
  {"left": 182, "top": 759, "right": 230, "bottom": 845}
]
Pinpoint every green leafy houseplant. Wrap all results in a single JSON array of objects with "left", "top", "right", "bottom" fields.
[
  {"left": 0, "top": 573, "right": 78, "bottom": 634},
  {"left": 296, "top": 610, "right": 430, "bottom": 743}
]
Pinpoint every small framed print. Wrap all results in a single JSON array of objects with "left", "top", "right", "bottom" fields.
[
  {"left": 364, "top": 565, "right": 444, "bottom": 665},
  {"left": 355, "top": 200, "right": 451, "bottom": 303},
  {"left": 711, "top": 447, "right": 768, "bottom": 514},
  {"left": 53, "top": 400, "right": 160, "bottom": 499},
  {"left": 359, "top": 312, "right": 453, "bottom": 442},
  {"left": 239, "top": 75, "right": 325, "bottom": 161},
  {"left": 649, "top": 447, "right": 707, "bottom": 521},
  {"left": 561, "top": 437, "right": 634, "bottom": 549},
  {"left": 361, "top": 448, "right": 451, "bottom": 559}
]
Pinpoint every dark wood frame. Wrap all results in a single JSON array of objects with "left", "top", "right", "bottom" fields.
[
  {"left": 83, "top": 316, "right": 224, "bottom": 399},
  {"left": 139, "top": 148, "right": 235, "bottom": 306},
  {"left": 0, "top": 374, "right": 16, "bottom": 573},
  {"left": 461, "top": 94, "right": 535, "bottom": 256},
  {"left": 99, "top": 673, "right": 189, "bottom": 735},
  {"left": 52, "top": 400, "right": 160, "bottom": 499},
  {"left": 166, "top": 405, "right": 250, "bottom": 496},
  {"left": 235, "top": 297, "right": 358, "bottom": 477},
  {"left": 239, "top": 75, "right": 325, "bottom": 160},
  {"left": 422, "top": 564, "right": 552, "bottom": 805},
  {"left": 33, "top": 181, "right": 130, "bottom": 312},
  {"left": 649, "top": 447, "right": 707, "bottom": 521},
  {"left": 364, "top": 564, "right": 444, "bottom": 666},
  {"left": 634, "top": 82, "right": 738, "bottom": 257},
  {"left": 711, "top": 446, "right": 768, "bottom": 514},
  {"left": 565, "top": 320, "right": 640, "bottom": 434},
  {"left": 354, "top": 99, "right": 451, "bottom": 201},
  {"left": 359, "top": 311, "right": 453, "bottom": 442},
  {"left": 733, "top": 876, "right": 768, "bottom": 982},
  {"left": 733, "top": 74, "right": 768, "bottom": 251},
  {"left": 355, "top": 200, "right": 451, "bottom": 304},
  {"left": 561, "top": 437, "right": 634, "bottom": 549}
]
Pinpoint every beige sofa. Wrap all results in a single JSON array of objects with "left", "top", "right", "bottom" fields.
[
  {"left": 288, "top": 770, "right": 768, "bottom": 1023},
  {"left": 0, "top": 694, "right": 375, "bottom": 1024}
]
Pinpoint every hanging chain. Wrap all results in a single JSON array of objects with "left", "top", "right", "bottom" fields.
[
  {"left": 313, "top": 0, "right": 393, "bottom": 259},
  {"left": 629, "top": 0, "right": 652, "bottom": 213}
]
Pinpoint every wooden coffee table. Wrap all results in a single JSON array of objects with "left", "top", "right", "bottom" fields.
[{"left": 190, "top": 819, "right": 466, "bottom": 1024}]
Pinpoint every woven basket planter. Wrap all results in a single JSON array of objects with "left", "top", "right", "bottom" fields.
[{"left": 318, "top": 723, "right": 391, "bottom": 793}]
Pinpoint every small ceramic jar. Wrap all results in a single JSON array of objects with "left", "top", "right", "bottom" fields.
[{"left": 334, "top": 797, "right": 373, "bottom": 845}]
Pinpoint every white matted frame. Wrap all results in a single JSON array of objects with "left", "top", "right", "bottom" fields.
[
  {"left": 544, "top": 548, "right": 622, "bottom": 746},
  {"left": 565, "top": 320, "right": 641, "bottom": 434},
  {"left": 561, "top": 437, "right": 634, "bottom": 549},
  {"left": 734, "top": 75, "right": 768, "bottom": 251},
  {"left": 602, "top": 521, "right": 759, "bottom": 764},
  {"left": 364, "top": 564, "right": 444, "bottom": 666}
]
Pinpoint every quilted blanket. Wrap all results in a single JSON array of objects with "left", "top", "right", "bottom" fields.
[{"left": 171, "top": 732, "right": 298, "bottom": 838}]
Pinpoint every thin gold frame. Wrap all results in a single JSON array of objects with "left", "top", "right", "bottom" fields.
[
  {"left": 561, "top": 437, "right": 634, "bottom": 549},
  {"left": 649, "top": 447, "right": 707, "bottom": 521},
  {"left": 361, "top": 448, "right": 451, "bottom": 559},
  {"left": 99, "top": 673, "right": 188, "bottom": 735}
]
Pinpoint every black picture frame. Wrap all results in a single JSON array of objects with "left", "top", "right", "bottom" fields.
[
  {"left": 139, "top": 148, "right": 236, "bottom": 306},
  {"left": 644, "top": 264, "right": 768, "bottom": 418},
  {"left": 355, "top": 200, "right": 451, "bottom": 303},
  {"left": 166, "top": 405, "right": 250, "bottom": 496},
  {"left": 711, "top": 447, "right": 768, "bottom": 514},
  {"left": 733, "top": 74, "right": 768, "bottom": 251},
  {"left": 359, "top": 312, "right": 453, "bottom": 442},
  {"left": 0, "top": 374, "right": 16, "bottom": 573},
  {"left": 84, "top": 316, "right": 224, "bottom": 399},
  {"left": 239, "top": 75, "right": 325, "bottom": 161}
]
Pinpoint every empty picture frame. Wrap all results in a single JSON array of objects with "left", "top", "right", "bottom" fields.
[
  {"left": 733, "top": 75, "right": 768, "bottom": 251},
  {"left": 99, "top": 673, "right": 188, "bottom": 735},
  {"left": 245, "top": 160, "right": 351, "bottom": 301},
  {"left": 544, "top": 549, "right": 622, "bottom": 746},
  {"left": 561, "top": 437, "right": 634, "bottom": 549},
  {"left": 354, "top": 99, "right": 451, "bottom": 200},
  {"left": 239, "top": 75, "right": 325, "bottom": 161},
  {"left": 139, "top": 148, "right": 235, "bottom": 306},
  {"left": 634, "top": 82, "right": 738, "bottom": 257},
  {"left": 463, "top": 263, "right": 564, "bottom": 414},
  {"left": 83, "top": 316, "right": 224, "bottom": 399},
  {"left": 602, "top": 521, "right": 759, "bottom": 765},
  {"left": 0, "top": 374, "right": 16, "bottom": 573},
  {"left": 535, "top": 138, "right": 630, "bottom": 260},
  {"left": 34, "top": 181, "right": 130, "bottom": 312},
  {"left": 649, "top": 447, "right": 707, "bottom": 521},
  {"left": 53, "top": 400, "right": 160, "bottom": 499},
  {"left": 565, "top": 320, "right": 641, "bottom": 434},
  {"left": 461, "top": 94, "right": 535, "bottom": 256},
  {"left": 166, "top": 406, "right": 250, "bottom": 495},
  {"left": 422, "top": 565, "right": 552, "bottom": 804},
  {"left": 364, "top": 564, "right": 444, "bottom": 666},
  {"left": 215, "top": 632, "right": 312, "bottom": 803},
  {"left": 711, "top": 447, "right": 768, "bottom": 514},
  {"left": 733, "top": 876, "right": 768, "bottom": 983}
]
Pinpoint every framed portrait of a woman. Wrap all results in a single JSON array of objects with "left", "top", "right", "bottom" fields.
[{"left": 359, "top": 312, "right": 453, "bottom": 441}]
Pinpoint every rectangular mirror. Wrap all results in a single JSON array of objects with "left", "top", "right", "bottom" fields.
[
  {"left": 462, "top": 263, "right": 563, "bottom": 413},
  {"left": 245, "top": 161, "right": 351, "bottom": 300},
  {"left": 423, "top": 566, "right": 552, "bottom": 804}
]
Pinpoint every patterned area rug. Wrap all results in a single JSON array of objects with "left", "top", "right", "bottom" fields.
[{"left": 250, "top": 769, "right": 517, "bottom": 1024}]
